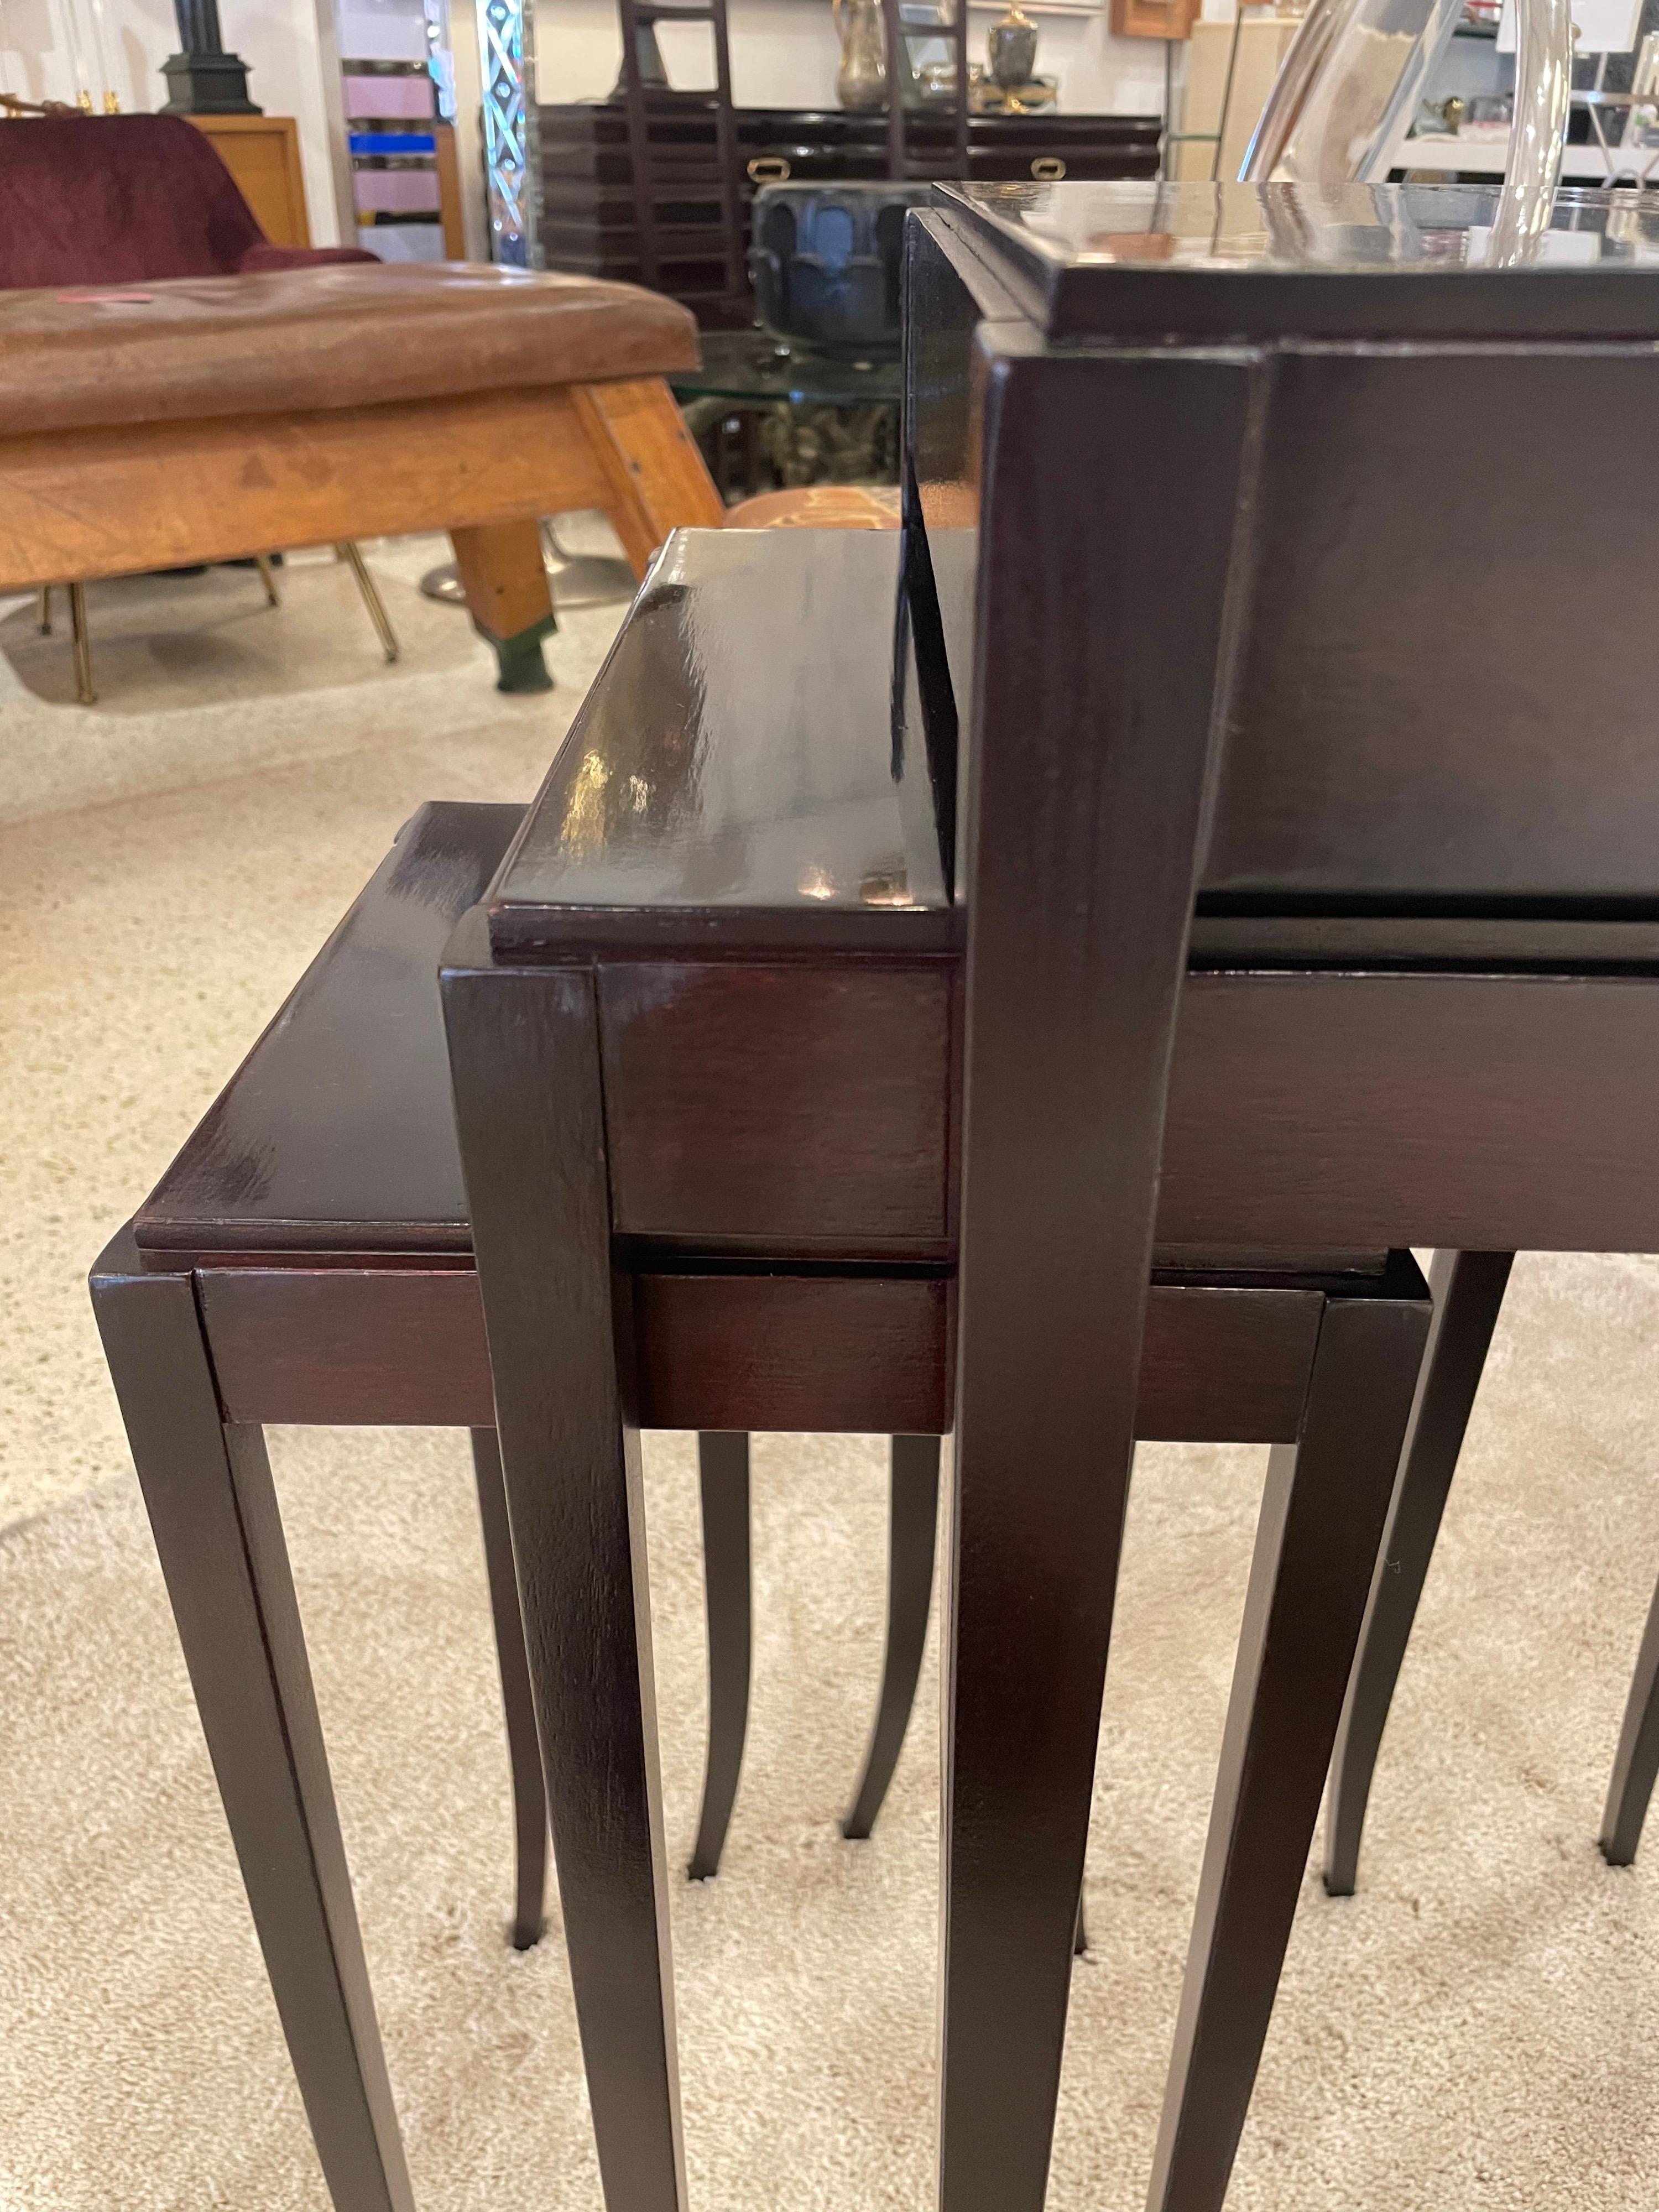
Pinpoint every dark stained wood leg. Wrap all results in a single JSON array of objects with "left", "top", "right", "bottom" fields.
[
  {"left": 939, "top": 353, "right": 1260, "bottom": 2212},
  {"left": 1323, "top": 1249, "right": 1514, "bottom": 1896},
  {"left": 470, "top": 1426, "right": 549, "bottom": 1949},
  {"left": 843, "top": 1433, "right": 941, "bottom": 1840},
  {"left": 443, "top": 942, "right": 687, "bottom": 2212},
  {"left": 1601, "top": 1571, "right": 1659, "bottom": 1866},
  {"left": 1145, "top": 1268, "right": 1431, "bottom": 2212},
  {"left": 89, "top": 1230, "right": 413, "bottom": 2212},
  {"left": 939, "top": 1400, "right": 1135, "bottom": 2212},
  {"left": 1074, "top": 1896, "right": 1088, "bottom": 1957},
  {"left": 687, "top": 1432, "right": 752, "bottom": 1882}
]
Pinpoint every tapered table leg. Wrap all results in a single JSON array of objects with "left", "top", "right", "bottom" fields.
[
  {"left": 1602, "top": 1571, "right": 1659, "bottom": 1865},
  {"left": 1146, "top": 1268, "right": 1431, "bottom": 2212},
  {"left": 471, "top": 1427, "right": 549, "bottom": 1949},
  {"left": 938, "top": 345, "right": 1259, "bottom": 2212},
  {"left": 688, "top": 1432, "right": 752, "bottom": 1881},
  {"left": 1324, "top": 1250, "right": 1514, "bottom": 1896},
  {"left": 91, "top": 1230, "right": 414, "bottom": 2212},
  {"left": 844, "top": 1434, "right": 940, "bottom": 1840},
  {"left": 940, "top": 1383, "right": 1135, "bottom": 2212},
  {"left": 444, "top": 943, "right": 687, "bottom": 2212}
]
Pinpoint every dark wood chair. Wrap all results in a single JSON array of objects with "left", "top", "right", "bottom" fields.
[
  {"left": 90, "top": 799, "right": 937, "bottom": 2211},
  {"left": 429, "top": 178, "right": 1659, "bottom": 2212}
]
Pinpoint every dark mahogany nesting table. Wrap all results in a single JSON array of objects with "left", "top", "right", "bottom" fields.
[
  {"left": 438, "top": 179, "right": 1659, "bottom": 2212},
  {"left": 93, "top": 176, "right": 1659, "bottom": 2212}
]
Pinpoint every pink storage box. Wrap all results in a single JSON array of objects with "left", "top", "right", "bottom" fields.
[
  {"left": 353, "top": 169, "right": 442, "bottom": 215},
  {"left": 342, "top": 73, "right": 434, "bottom": 119}
]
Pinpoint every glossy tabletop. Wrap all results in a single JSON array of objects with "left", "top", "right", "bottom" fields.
[
  {"left": 940, "top": 179, "right": 1659, "bottom": 338},
  {"left": 486, "top": 528, "right": 956, "bottom": 958},
  {"left": 135, "top": 802, "right": 521, "bottom": 1256},
  {"left": 501, "top": 500, "right": 1659, "bottom": 931}
]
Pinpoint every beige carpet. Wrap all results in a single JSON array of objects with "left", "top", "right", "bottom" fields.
[
  {"left": 4, "top": 1259, "right": 1659, "bottom": 2210},
  {"left": 0, "top": 538, "right": 625, "bottom": 1534},
  {"left": 5, "top": 556, "right": 1659, "bottom": 2206},
  {"left": 0, "top": 524, "right": 628, "bottom": 829}
]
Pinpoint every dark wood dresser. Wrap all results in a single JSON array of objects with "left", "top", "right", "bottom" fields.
[{"left": 537, "top": 97, "right": 1161, "bottom": 322}]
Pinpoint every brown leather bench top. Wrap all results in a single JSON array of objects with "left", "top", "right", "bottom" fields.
[{"left": 0, "top": 261, "right": 702, "bottom": 436}]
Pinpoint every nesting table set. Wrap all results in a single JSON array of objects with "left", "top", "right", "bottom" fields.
[{"left": 94, "top": 178, "right": 1659, "bottom": 2212}]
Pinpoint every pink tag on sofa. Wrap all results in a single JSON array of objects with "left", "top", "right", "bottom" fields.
[{"left": 55, "top": 289, "right": 155, "bottom": 304}]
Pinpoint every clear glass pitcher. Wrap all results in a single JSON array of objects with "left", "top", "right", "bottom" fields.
[{"left": 1240, "top": 0, "right": 1574, "bottom": 257}]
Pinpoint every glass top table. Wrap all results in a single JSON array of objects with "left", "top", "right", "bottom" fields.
[{"left": 669, "top": 330, "right": 902, "bottom": 409}]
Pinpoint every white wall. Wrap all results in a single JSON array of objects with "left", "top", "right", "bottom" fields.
[
  {"left": 534, "top": 0, "right": 1167, "bottom": 117},
  {"left": 0, "top": 0, "right": 1166, "bottom": 269},
  {"left": 2, "top": 0, "right": 349, "bottom": 243}
]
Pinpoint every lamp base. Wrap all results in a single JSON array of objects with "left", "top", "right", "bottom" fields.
[
  {"left": 159, "top": 52, "right": 260, "bottom": 114},
  {"left": 420, "top": 548, "right": 635, "bottom": 612}
]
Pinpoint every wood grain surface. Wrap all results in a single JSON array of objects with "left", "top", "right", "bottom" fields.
[
  {"left": 0, "top": 386, "right": 611, "bottom": 586},
  {"left": 196, "top": 1262, "right": 1320, "bottom": 1443},
  {"left": 571, "top": 377, "right": 726, "bottom": 574},
  {"left": 601, "top": 962, "right": 953, "bottom": 1251}
]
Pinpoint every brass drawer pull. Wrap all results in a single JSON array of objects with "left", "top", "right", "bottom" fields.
[
  {"left": 1030, "top": 155, "right": 1066, "bottom": 180},
  {"left": 748, "top": 155, "right": 792, "bottom": 182}
]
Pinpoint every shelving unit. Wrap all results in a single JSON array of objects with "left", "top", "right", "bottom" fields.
[
  {"left": 878, "top": 0, "right": 969, "bottom": 181},
  {"left": 1390, "top": 132, "right": 1606, "bottom": 173},
  {"left": 1386, "top": 7, "right": 1659, "bottom": 186},
  {"left": 1387, "top": 133, "right": 1659, "bottom": 180},
  {"left": 341, "top": 58, "right": 465, "bottom": 260},
  {"left": 538, "top": 102, "right": 1160, "bottom": 325}
]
